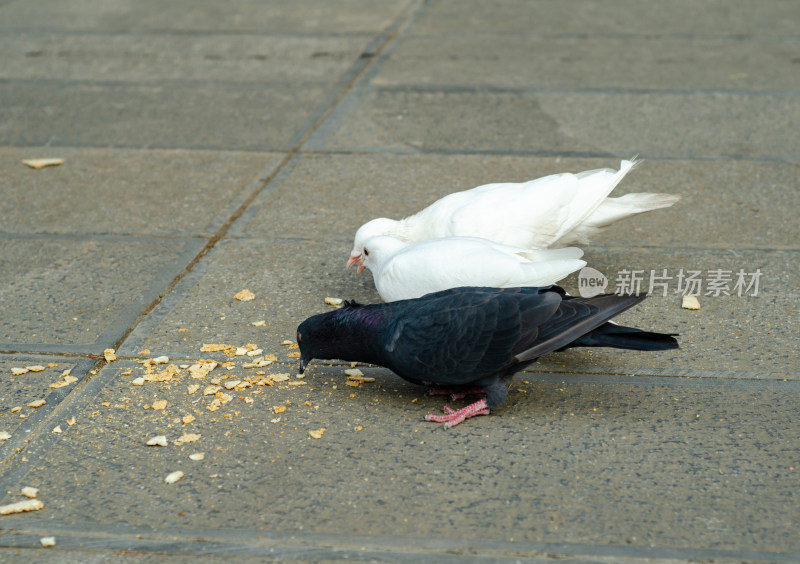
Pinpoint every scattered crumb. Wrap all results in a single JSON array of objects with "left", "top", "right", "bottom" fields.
[
  {"left": 682, "top": 295, "right": 700, "bottom": 310},
  {"left": 21, "top": 487, "right": 38, "bottom": 498},
  {"left": 27, "top": 399, "right": 46, "bottom": 408},
  {"left": 233, "top": 289, "right": 255, "bottom": 302},
  {"left": 0, "top": 431, "right": 11, "bottom": 441},
  {"left": 27, "top": 365, "right": 46, "bottom": 372},
  {"left": 152, "top": 400, "right": 168, "bottom": 411},
  {"left": 11, "top": 368, "right": 28, "bottom": 376},
  {"left": 131, "top": 377, "right": 145, "bottom": 386},
  {"left": 0, "top": 498, "right": 44, "bottom": 515},
  {"left": 189, "top": 452, "right": 204, "bottom": 461},
  {"left": 66, "top": 418, "right": 76, "bottom": 426},
  {"left": 182, "top": 414, "right": 195, "bottom": 425},
  {"left": 40, "top": 537, "right": 56, "bottom": 547},
  {"left": 308, "top": 428, "right": 326, "bottom": 439},
  {"left": 325, "top": 297, "right": 343, "bottom": 307},
  {"left": 146, "top": 436, "right": 168, "bottom": 447},
  {"left": 104, "top": 348, "right": 117, "bottom": 362},
  {"left": 22, "top": 157, "right": 64, "bottom": 169},
  {"left": 164, "top": 471, "right": 184, "bottom": 484},
  {"left": 188, "top": 361, "right": 219, "bottom": 379},
  {"left": 52, "top": 426, "right": 62, "bottom": 434},
  {"left": 251, "top": 320, "right": 266, "bottom": 327},
  {"left": 200, "top": 344, "right": 233, "bottom": 353},
  {"left": 175, "top": 432, "right": 201, "bottom": 445}
]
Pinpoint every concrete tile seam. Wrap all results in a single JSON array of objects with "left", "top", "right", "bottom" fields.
[
  {"left": 0, "top": 76, "right": 361, "bottom": 90},
  {"left": 1, "top": 520, "right": 799, "bottom": 564},
  {"left": 0, "top": 358, "right": 97, "bottom": 470},
  {"left": 0, "top": 27, "right": 380, "bottom": 39},
  {"left": 361, "top": 84, "right": 800, "bottom": 99},
  {"left": 0, "top": 357, "right": 129, "bottom": 494},
  {"left": 397, "top": 31, "right": 800, "bottom": 42},
  {"left": 300, "top": 147, "right": 800, "bottom": 165}
]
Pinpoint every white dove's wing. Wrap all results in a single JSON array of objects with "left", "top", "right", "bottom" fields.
[
  {"left": 374, "top": 238, "right": 585, "bottom": 302},
  {"left": 429, "top": 174, "right": 581, "bottom": 249}
]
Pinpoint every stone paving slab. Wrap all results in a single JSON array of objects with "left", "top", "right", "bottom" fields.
[
  {"left": 0, "top": 0, "right": 414, "bottom": 34},
  {"left": 370, "top": 34, "right": 800, "bottom": 92},
  {"left": 116, "top": 237, "right": 380, "bottom": 359},
  {"left": 0, "top": 81, "right": 329, "bottom": 150},
  {"left": 305, "top": 87, "right": 800, "bottom": 159},
  {"left": 412, "top": 0, "right": 800, "bottom": 36},
  {"left": 0, "top": 148, "right": 283, "bottom": 235},
  {"left": 0, "top": 360, "right": 797, "bottom": 555},
  {"left": 239, "top": 152, "right": 800, "bottom": 249},
  {"left": 1, "top": 33, "right": 371, "bottom": 85},
  {"left": 0, "top": 234, "right": 204, "bottom": 353}
]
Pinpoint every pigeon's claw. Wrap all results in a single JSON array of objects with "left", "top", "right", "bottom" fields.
[{"left": 424, "top": 398, "right": 490, "bottom": 429}]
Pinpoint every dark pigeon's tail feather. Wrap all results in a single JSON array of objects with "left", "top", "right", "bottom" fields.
[{"left": 570, "top": 323, "right": 679, "bottom": 351}]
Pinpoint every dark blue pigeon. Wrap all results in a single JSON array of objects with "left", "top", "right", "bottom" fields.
[{"left": 297, "top": 286, "right": 678, "bottom": 428}]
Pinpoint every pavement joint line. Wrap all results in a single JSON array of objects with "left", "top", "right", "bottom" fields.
[
  {"left": 356, "top": 83, "right": 800, "bottom": 99},
  {"left": 0, "top": 357, "right": 98, "bottom": 474},
  {"left": 304, "top": 146, "right": 800, "bottom": 165},
  {"left": 3, "top": 141, "right": 798, "bottom": 165},
  {"left": 0, "top": 519, "right": 798, "bottom": 563},
  {"left": 0, "top": 357, "right": 123, "bottom": 497},
  {"left": 397, "top": 31, "right": 800, "bottom": 42},
  {"left": 0, "top": 27, "right": 379, "bottom": 38}
]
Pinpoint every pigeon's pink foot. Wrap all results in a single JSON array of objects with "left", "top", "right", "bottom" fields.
[
  {"left": 425, "top": 386, "right": 484, "bottom": 402},
  {"left": 424, "top": 398, "right": 490, "bottom": 429}
]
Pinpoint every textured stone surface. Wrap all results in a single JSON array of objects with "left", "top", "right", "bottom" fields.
[
  {"left": 0, "top": 148, "right": 282, "bottom": 235},
  {"left": 1, "top": 0, "right": 797, "bottom": 560}
]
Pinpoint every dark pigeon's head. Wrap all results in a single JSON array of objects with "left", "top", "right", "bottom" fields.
[{"left": 296, "top": 303, "right": 364, "bottom": 374}]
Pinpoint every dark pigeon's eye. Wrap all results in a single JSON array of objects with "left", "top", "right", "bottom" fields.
[{"left": 296, "top": 332, "right": 302, "bottom": 343}]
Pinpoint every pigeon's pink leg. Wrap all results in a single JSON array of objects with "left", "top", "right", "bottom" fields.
[
  {"left": 424, "top": 398, "right": 490, "bottom": 429},
  {"left": 425, "top": 386, "right": 484, "bottom": 401}
]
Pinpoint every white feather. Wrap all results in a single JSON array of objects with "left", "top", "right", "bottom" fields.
[
  {"left": 360, "top": 236, "right": 586, "bottom": 302},
  {"left": 349, "top": 158, "right": 678, "bottom": 263}
]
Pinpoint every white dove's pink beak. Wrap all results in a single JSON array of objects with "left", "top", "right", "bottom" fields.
[
  {"left": 346, "top": 252, "right": 361, "bottom": 269},
  {"left": 356, "top": 258, "right": 366, "bottom": 274}
]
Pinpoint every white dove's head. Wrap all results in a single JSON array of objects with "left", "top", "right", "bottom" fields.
[
  {"left": 348, "top": 218, "right": 402, "bottom": 270},
  {"left": 358, "top": 236, "right": 409, "bottom": 275}
]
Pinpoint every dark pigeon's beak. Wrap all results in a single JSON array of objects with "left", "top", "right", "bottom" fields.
[{"left": 299, "top": 355, "right": 309, "bottom": 374}]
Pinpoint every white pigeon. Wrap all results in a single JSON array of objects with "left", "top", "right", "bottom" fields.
[
  {"left": 357, "top": 235, "right": 587, "bottom": 302},
  {"left": 347, "top": 158, "right": 678, "bottom": 268}
]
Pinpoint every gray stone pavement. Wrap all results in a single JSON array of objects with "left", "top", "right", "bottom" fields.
[{"left": 0, "top": 1, "right": 798, "bottom": 562}]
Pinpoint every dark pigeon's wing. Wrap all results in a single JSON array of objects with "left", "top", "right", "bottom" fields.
[
  {"left": 382, "top": 289, "right": 561, "bottom": 386},
  {"left": 514, "top": 293, "right": 648, "bottom": 362}
]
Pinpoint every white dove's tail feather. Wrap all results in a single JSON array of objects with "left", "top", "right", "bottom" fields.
[
  {"left": 519, "top": 247, "right": 584, "bottom": 262},
  {"left": 583, "top": 192, "right": 681, "bottom": 229},
  {"left": 518, "top": 259, "right": 586, "bottom": 286},
  {"left": 548, "top": 158, "right": 639, "bottom": 246}
]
